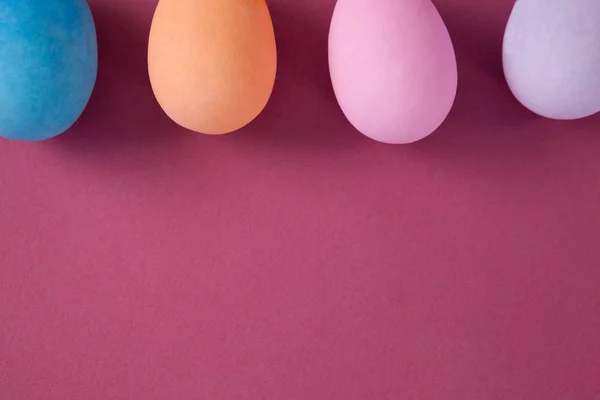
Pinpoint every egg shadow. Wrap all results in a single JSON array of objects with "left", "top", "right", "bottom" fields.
[
  {"left": 435, "top": 0, "right": 600, "bottom": 141},
  {"left": 236, "top": 0, "right": 368, "bottom": 153},
  {"left": 49, "top": 1, "right": 191, "bottom": 164},
  {"left": 402, "top": 1, "right": 565, "bottom": 172},
  {"left": 398, "top": 0, "right": 600, "bottom": 187},
  {"left": 432, "top": 0, "right": 539, "bottom": 134}
]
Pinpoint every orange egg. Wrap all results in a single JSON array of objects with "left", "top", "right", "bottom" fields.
[{"left": 148, "top": 0, "right": 277, "bottom": 135}]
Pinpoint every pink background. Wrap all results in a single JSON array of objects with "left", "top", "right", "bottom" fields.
[{"left": 2, "top": 0, "right": 600, "bottom": 399}]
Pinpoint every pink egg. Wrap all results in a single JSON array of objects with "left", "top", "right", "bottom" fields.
[{"left": 328, "top": 0, "right": 458, "bottom": 144}]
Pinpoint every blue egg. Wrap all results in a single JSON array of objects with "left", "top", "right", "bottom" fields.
[{"left": 0, "top": 0, "right": 98, "bottom": 141}]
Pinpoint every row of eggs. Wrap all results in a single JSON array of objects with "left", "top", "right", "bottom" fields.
[{"left": 0, "top": 0, "right": 599, "bottom": 144}]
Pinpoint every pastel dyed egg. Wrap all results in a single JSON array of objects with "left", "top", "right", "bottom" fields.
[
  {"left": 503, "top": 0, "right": 600, "bottom": 120},
  {"left": 329, "top": 0, "right": 458, "bottom": 144},
  {"left": 0, "top": 0, "right": 98, "bottom": 141},
  {"left": 148, "top": 0, "right": 277, "bottom": 135}
]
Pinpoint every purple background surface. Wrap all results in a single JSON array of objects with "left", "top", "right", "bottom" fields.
[{"left": 2, "top": 0, "right": 600, "bottom": 399}]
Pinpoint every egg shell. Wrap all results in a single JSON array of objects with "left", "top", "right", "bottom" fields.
[
  {"left": 0, "top": 0, "right": 98, "bottom": 141},
  {"left": 328, "top": 0, "right": 458, "bottom": 144},
  {"left": 503, "top": 0, "right": 600, "bottom": 120},
  {"left": 148, "top": 0, "right": 277, "bottom": 135}
]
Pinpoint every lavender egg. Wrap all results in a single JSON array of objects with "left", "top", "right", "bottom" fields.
[{"left": 503, "top": 0, "right": 600, "bottom": 120}]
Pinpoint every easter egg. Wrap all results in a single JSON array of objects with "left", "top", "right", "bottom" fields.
[
  {"left": 503, "top": 0, "right": 600, "bottom": 120},
  {"left": 0, "top": 0, "right": 98, "bottom": 141},
  {"left": 328, "top": 0, "right": 458, "bottom": 144},
  {"left": 148, "top": 0, "right": 277, "bottom": 135}
]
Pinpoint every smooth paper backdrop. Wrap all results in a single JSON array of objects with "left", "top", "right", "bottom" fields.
[{"left": 1, "top": 0, "right": 600, "bottom": 399}]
